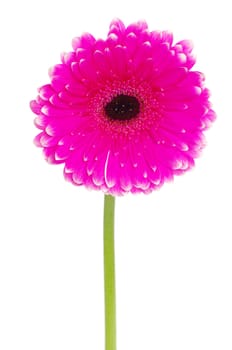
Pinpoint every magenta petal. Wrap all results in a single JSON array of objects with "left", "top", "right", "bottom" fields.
[
  {"left": 131, "top": 42, "right": 152, "bottom": 70},
  {"left": 104, "top": 151, "right": 118, "bottom": 188},
  {"left": 78, "top": 58, "right": 99, "bottom": 81},
  {"left": 177, "top": 40, "right": 194, "bottom": 54},
  {"left": 93, "top": 49, "right": 111, "bottom": 76},
  {"left": 154, "top": 67, "right": 187, "bottom": 87},
  {"left": 78, "top": 33, "right": 96, "bottom": 49},
  {"left": 125, "top": 20, "right": 148, "bottom": 35},
  {"left": 45, "top": 116, "right": 79, "bottom": 136},
  {"left": 110, "top": 45, "right": 128, "bottom": 77},
  {"left": 161, "top": 31, "right": 173, "bottom": 45},
  {"left": 38, "top": 85, "right": 55, "bottom": 100},
  {"left": 30, "top": 100, "right": 41, "bottom": 115},
  {"left": 124, "top": 32, "right": 138, "bottom": 56},
  {"left": 108, "top": 19, "right": 126, "bottom": 37}
]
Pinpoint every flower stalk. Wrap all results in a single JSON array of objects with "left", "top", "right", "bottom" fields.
[{"left": 104, "top": 195, "right": 116, "bottom": 350}]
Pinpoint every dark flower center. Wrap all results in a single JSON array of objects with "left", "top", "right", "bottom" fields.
[{"left": 104, "top": 94, "right": 140, "bottom": 121}]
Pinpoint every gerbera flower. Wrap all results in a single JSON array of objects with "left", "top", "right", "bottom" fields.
[{"left": 30, "top": 19, "right": 216, "bottom": 195}]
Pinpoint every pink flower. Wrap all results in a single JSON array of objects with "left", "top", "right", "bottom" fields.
[{"left": 30, "top": 19, "right": 216, "bottom": 195}]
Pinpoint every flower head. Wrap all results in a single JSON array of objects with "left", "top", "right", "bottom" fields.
[{"left": 30, "top": 19, "right": 216, "bottom": 195}]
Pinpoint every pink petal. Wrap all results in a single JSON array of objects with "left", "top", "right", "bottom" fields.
[
  {"left": 108, "top": 19, "right": 126, "bottom": 38},
  {"left": 124, "top": 32, "right": 138, "bottom": 56},
  {"left": 78, "top": 58, "right": 99, "bottom": 81},
  {"left": 93, "top": 49, "right": 111, "bottom": 76},
  {"left": 72, "top": 33, "right": 96, "bottom": 50},
  {"left": 154, "top": 67, "right": 187, "bottom": 87},
  {"left": 109, "top": 45, "right": 128, "bottom": 78},
  {"left": 126, "top": 21, "right": 148, "bottom": 35}
]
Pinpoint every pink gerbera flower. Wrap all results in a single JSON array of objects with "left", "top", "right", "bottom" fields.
[{"left": 30, "top": 19, "right": 216, "bottom": 195}]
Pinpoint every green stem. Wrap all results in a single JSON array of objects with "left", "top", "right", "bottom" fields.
[{"left": 104, "top": 194, "right": 116, "bottom": 350}]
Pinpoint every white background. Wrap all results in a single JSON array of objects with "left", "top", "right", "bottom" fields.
[{"left": 0, "top": 0, "right": 231, "bottom": 349}]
